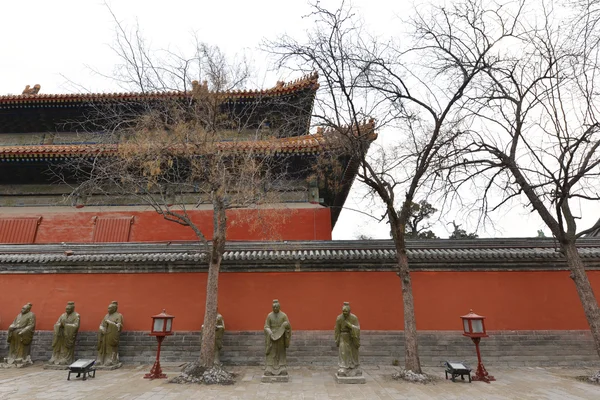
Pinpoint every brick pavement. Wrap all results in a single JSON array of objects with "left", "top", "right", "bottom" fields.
[{"left": 0, "top": 364, "right": 598, "bottom": 399}]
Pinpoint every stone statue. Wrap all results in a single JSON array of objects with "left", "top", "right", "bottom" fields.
[
  {"left": 215, "top": 313, "right": 225, "bottom": 365},
  {"left": 97, "top": 301, "right": 123, "bottom": 368},
  {"left": 48, "top": 301, "right": 80, "bottom": 366},
  {"left": 263, "top": 299, "right": 291, "bottom": 377},
  {"left": 6, "top": 303, "right": 36, "bottom": 365},
  {"left": 334, "top": 302, "right": 361, "bottom": 377},
  {"left": 201, "top": 313, "right": 225, "bottom": 365}
]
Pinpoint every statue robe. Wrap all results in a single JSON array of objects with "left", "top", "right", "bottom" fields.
[
  {"left": 7, "top": 311, "right": 36, "bottom": 362},
  {"left": 216, "top": 314, "right": 225, "bottom": 346},
  {"left": 334, "top": 313, "right": 360, "bottom": 370},
  {"left": 264, "top": 311, "right": 291, "bottom": 375},
  {"left": 97, "top": 312, "right": 123, "bottom": 366},
  {"left": 49, "top": 312, "right": 80, "bottom": 365},
  {"left": 214, "top": 314, "right": 225, "bottom": 365}
]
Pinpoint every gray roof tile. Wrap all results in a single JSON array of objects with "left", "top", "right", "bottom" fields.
[{"left": 1, "top": 239, "right": 600, "bottom": 270}]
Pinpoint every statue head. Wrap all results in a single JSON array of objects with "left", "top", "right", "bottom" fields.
[
  {"left": 108, "top": 301, "right": 118, "bottom": 314},
  {"left": 21, "top": 303, "right": 32, "bottom": 314},
  {"left": 66, "top": 301, "right": 75, "bottom": 314},
  {"left": 272, "top": 299, "right": 280, "bottom": 313},
  {"left": 342, "top": 302, "right": 351, "bottom": 317}
]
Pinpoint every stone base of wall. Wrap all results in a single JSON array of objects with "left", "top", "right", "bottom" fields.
[{"left": 0, "top": 331, "right": 596, "bottom": 367}]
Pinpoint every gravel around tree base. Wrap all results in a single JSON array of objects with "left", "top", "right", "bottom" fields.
[
  {"left": 169, "top": 362, "right": 235, "bottom": 385},
  {"left": 586, "top": 370, "right": 600, "bottom": 384},
  {"left": 392, "top": 369, "right": 435, "bottom": 384}
]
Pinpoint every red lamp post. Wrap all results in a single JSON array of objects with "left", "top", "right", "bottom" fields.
[
  {"left": 460, "top": 309, "right": 495, "bottom": 383},
  {"left": 144, "top": 309, "right": 174, "bottom": 380}
]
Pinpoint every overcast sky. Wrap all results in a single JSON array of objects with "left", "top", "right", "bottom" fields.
[{"left": 1, "top": 0, "right": 597, "bottom": 240}]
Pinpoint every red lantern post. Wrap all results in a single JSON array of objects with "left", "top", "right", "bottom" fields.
[
  {"left": 144, "top": 309, "right": 174, "bottom": 380},
  {"left": 460, "top": 310, "right": 495, "bottom": 383}
]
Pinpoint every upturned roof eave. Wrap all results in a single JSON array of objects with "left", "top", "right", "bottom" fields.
[{"left": 0, "top": 131, "right": 344, "bottom": 158}]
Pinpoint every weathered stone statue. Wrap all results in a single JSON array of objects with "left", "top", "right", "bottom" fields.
[
  {"left": 201, "top": 313, "right": 225, "bottom": 365},
  {"left": 215, "top": 313, "right": 225, "bottom": 365},
  {"left": 97, "top": 301, "right": 123, "bottom": 368},
  {"left": 334, "top": 302, "right": 364, "bottom": 383},
  {"left": 263, "top": 299, "right": 291, "bottom": 380},
  {"left": 48, "top": 301, "right": 80, "bottom": 366},
  {"left": 5, "top": 303, "right": 36, "bottom": 366}
]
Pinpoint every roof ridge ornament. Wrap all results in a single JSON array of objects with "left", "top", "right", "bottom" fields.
[{"left": 22, "top": 84, "right": 41, "bottom": 95}]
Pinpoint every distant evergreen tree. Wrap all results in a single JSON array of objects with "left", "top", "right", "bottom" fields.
[
  {"left": 404, "top": 200, "right": 439, "bottom": 239},
  {"left": 448, "top": 221, "right": 478, "bottom": 239}
]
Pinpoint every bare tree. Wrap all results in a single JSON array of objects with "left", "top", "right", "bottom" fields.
[
  {"left": 448, "top": 0, "right": 600, "bottom": 364},
  {"left": 267, "top": 0, "right": 519, "bottom": 373},
  {"left": 57, "top": 11, "right": 318, "bottom": 379},
  {"left": 94, "top": 3, "right": 251, "bottom": 94},
  {"left": 69, "top": 97, "right": 291, "bottom": 373}
]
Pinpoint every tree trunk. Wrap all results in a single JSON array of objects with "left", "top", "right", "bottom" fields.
[
  {"left": 391, "top": 225, "right": 422, "bottom": 373},
  {"left": 199, "top": 255, "right": 220, "bottom": 367},
  {"left": 199, "top": 192, "right": 227, "bottom": 367},
  {"left": 397, "top": 251, "right": 422, "bottom": 373},
  {"left": 562, "top": 241, "right": 600, "bottom": 359}
]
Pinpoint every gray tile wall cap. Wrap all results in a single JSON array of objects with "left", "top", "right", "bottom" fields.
[{"left": 1, "top": 238, "right": 600, "bottom": 264}]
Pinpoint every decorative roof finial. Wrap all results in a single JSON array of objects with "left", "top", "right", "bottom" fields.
[{"left": 22, "top": 84, "right": 41, "bottom": 95}]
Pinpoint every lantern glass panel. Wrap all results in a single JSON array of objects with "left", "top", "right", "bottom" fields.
[
  {"left": 472, "top": 319, "right": 484, "bottom": 333},
  {"left": 153, "top": 318, "right": 164, "bottom": 333},
  {"left": 166, "top": 319, "right": 172, "bottom": 332},
  {"left": 463, "top": 319, "right": 470, "bottom": 333}
]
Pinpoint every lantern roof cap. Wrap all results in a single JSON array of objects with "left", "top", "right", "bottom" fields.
[
  {"left": 151, "top": 309, "right": 174, "bottom": 319},
  {"left": 461, "top": 309, "right": 485, "bottom": 320}
]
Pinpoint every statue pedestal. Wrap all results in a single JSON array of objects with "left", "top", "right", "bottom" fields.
[
  {"left": 95, "top": 363, "right": 122, "bottom": 370},
  {"left": 44, "top": 364, "right": 70, "bottom": 370},
  {"left": 261, "top": 374, "right": 289, "bottom": 383},
  {"left": 335, "top": 373, "right": 366, "bottom": 384},
  {"left": 1, "top": 358, "right": 33, "bottom": 368}
]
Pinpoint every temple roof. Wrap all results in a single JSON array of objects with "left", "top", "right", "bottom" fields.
[
  {"left": 0, "top": 73, "right": 319, "bottom": 105},
  {"left": 0, "top": 74, "right": 371, "bottom": 230},
  {"left": 0, "top": 74, "right": 319, "bottom": 135},
  {"left": 1, "top": 238, "right": 599, "bottom": 272}
]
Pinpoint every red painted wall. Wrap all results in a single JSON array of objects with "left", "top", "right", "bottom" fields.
[
  {"left": 2, "top": 207, "right": 332, "bottom": 243},
  {"left": 0, "top": 271, "right": 598, "bottom": 332}
]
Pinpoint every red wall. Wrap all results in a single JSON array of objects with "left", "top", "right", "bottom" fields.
[
  {"left": 1, "top": 271, "right": 598, "bottom": 332},
  {"left": 5, "top": 207, "right": 332, "bottom": 243}
]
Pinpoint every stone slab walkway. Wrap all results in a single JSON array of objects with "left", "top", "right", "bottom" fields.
[{"left": 0, "top": 364, "right": 598, "bottom": 399}]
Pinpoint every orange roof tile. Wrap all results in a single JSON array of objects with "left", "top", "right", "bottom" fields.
[
  {"left": 316, "top": 119, "right": 377, "bottom": 140},
  {"left": 0, "top": 73, "right": 319, "bottom": 105},
  {"left": 0, "top": 131, "right": 344, "bottom": 159}
]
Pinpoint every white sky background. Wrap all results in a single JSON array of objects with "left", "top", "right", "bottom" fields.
[{"left": 0, "top": 0, "right": 597, "bottom": 240}]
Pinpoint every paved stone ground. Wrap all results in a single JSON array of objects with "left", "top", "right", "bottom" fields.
[{"left": 0, "top": 364, "right": 599, "bottom": 399}]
